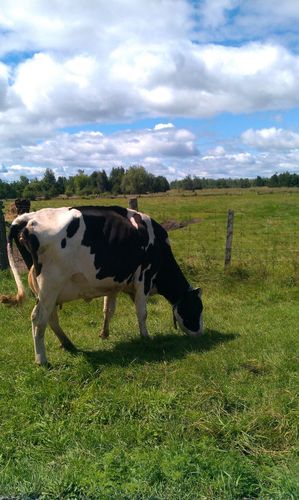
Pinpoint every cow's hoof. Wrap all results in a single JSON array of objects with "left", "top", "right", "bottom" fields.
[
  {"left": 60, "top": 342, "right": 77, "bottom": 352},
  {"left": 100, "top": 331, "right": 109, "bottom": 339},
  {"left": 141, "top": 335, "right": 151, "bottom": 341},
  {"left": 36, "top": 360, "right": 52, "bottom": 369}
]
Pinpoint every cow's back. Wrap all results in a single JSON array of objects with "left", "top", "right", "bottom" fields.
[{"left": 75, "top": 205, "right": 152, "bottom": 283}]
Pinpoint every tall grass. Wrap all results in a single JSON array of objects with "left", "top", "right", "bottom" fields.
[{"left": 0, "top": 189, "right": 298, "bottom": 498}]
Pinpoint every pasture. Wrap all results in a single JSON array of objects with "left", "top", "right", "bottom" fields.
[{"left": 0, "top": 189, "right": 298, "bottom": 498}]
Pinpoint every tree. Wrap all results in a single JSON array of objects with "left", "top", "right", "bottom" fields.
[
  {"left": 15, "top": 176, "right": 30, "bottom": 197},
  {"left": 23, "top": 181, "right": 42, "bottom": 200},
  {"left": 109, "top": 167, "right": 125, "bottom": 194},
  {"left": 255, "top": 175, "right": 265, "bottom": 187},
  {"left": 73, "top": 170, "right": 90, "bottom": 194},
  {"left": 151, "top": 175, "right": 169, "bottom": 192},
  {"left": 192, "top": 176, "right": 203, "bottom": 190},
  {"left": 181, "top": 175, "right": 194, "bottom": 190},
  {"left": 41, "top": 169, "right": 58, "bottom": 198},
  {"left": 121, "top": 166, "right": 151, "bottom": 194},
  {"left": 269, "top": 173, "right": 279, "bottom": 187},
  {"left": 56, "top": 176, "right": 67, "bottom": 195},
  {"left": 96, "top": 170, "right": 109, "bottom": 193}
]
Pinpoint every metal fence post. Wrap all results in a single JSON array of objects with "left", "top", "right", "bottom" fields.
[
  {"left": 0, "top": 201, "right": 9, "bottom": 270},
  {"left": 224, "top": 209, "right": 234, "bottom": 268}
]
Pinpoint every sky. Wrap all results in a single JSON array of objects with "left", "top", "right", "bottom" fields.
[{"left": 1, "top": 0, "right": 299, "bottom": 182}]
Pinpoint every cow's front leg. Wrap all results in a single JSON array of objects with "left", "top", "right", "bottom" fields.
[
  {"left": 49, "top": 306, "right": 76, "bottom": 351},
  {"left": 134, "top": 288, "right": 149, "bottom": 338},
  {"left": 100, "top": 294, "right": 117, "bottom": 339}
]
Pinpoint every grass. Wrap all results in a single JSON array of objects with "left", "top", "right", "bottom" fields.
[{"left": 0, "top": 189, "right": 298, "bottom": 498}]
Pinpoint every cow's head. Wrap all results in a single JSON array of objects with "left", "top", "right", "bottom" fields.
[{"left": 173, "top": 288, "right": 203, "bottom": 336}]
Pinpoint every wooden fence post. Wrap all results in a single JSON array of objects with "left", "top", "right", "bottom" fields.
[
  {"left": 128, "top": 197, "right": 138, "bottom": 211},
  {"left": 224, "top": 209, "right": 234, "bottom": 268},
  {"left": 0, "top": 200, "right": 9, "bottom": 270}
]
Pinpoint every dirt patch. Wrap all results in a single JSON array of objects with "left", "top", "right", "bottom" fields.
[
  {"left": 161, "top": 218, "right": 202, "bottom": 231},
  {"left": 240, "top": 362, "right": 268, "bottom": 376}
]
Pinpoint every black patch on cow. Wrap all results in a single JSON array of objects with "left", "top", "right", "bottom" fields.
[
  {"left": 144, "top": 267, "right": 153, "bottom": 295},
  {"left": 20, "top": 228, "right": 42, "bottom": 276},
  {"left": 7, "top": 221, "right": 33, "bottom": 270},
  {"left": 132, "top": 212, "right": 150, "bottom": 248},
  {"left": 61, "top": 238, "right": 67, "bottom": 248},
  {"left": 66, "top": 217, "right": 80, "bottom": 238},
  {"left": 76, "top": 206, "right": 150, "bottom": 284},
  {"left": 176, "top": 290, "right": 203, "bottom": 333}
]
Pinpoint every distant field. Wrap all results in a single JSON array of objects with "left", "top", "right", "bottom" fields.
[{"left": 0, "top": 189, "right": 298, "bottom": 498}]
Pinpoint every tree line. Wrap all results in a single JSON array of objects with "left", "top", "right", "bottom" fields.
[
  {"left": 0, "top": 166, "right": 169, "bottom": 200},
  {"left": 0, "top": 167, "right": 298, "bottom": 200},
  {"left": 170, "top": 172, "right": 299, "bottom": 190}
]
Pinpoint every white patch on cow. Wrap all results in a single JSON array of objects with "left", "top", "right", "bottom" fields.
[
  {"left": 35, "top": 208, "right": 81, "bottom": 244},
  {"left": 140, "top": 213, "right": 155, "bottom": 249},
  {"left": 126, "top": 209, "right": 138, "bottom": 230},
  {"left": 127, "top": 208, "right": 155, "bottom": 249},
  {"left": 165, "top": 237, "right": 171, "bottom": 246}
]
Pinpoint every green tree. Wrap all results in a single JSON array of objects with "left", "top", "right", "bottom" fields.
[
  {"left": 181, "top": 175, "right": 194, "bottom": 190},
  {"left": 121, "top": 166, "right": 151, "bottom": 194},
  {"left": 73, "top": 170, "right": 90, "bottom": 194},
  {"left": 151, "top": 175, "right": 169, "bottom": 192},
  {"left": 56, "top": 176, "right": 67, "bottom": 195},
  {"left": 96, "top": 170, "right": 109, "bottom": 193},
  {"left": 23, "top": 181, "right": 43, "bottom": 200},
  {"left": 15, "top": 176, "right": 30, "bottom": 197},
  {"left": 109, "top": 167, "right": 125, "bottom": 194},
  {"left": 41, "top": 169, "right": 58, "bottom": 198},
  {"left": 255, "top": 175, "right": 266, "bottom": 187}
]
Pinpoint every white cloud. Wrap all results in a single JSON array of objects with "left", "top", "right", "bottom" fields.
[
  {"left": 0, "top": 0, "right": 192, "bottom": 58},
  {"left": 1, "top": 0, "right": 299, "bottom": 139},
  {"left": 1, "top": 123, "right": 298, "bottom": 183},
  {"left": 1, "top": 0, "right": 299, "bottom": 182},
  {"left": 1, "top": 39, "right": 298, "bottom": 145},
  {"left": 242, "top": 127, "right": 299, "bottom": 150},
  {"left": 154, "top": 123, "right": 175, "bottom": 130},
  {"left": 13, "top": 125, "right": 199, "bottom": 179}
]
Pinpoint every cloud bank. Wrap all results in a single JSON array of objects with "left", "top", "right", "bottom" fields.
[{"left": 1, "top": 0, "right": 299, "bottom": 181}]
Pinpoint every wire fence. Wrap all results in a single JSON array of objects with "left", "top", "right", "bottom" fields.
[
  {"left": 167, "top": 208, "right": 299, "bottom": 281},
  {"left": 1, "top": 199, "right": 298, "bottom": 278}
]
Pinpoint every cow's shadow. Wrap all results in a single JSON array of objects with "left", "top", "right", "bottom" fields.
[{"left": 77, "top": 329, "right": 238, "bottom": 368}]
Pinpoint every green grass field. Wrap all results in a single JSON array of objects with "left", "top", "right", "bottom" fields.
[{"left": 0, "top": 189, "right": 298, "bottom": 498}]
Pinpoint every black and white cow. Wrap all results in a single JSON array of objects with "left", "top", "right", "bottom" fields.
[{"left": 0, "top": 206, "right": 203, "bottom": 365}]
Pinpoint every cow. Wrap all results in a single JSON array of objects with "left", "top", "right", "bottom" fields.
[{"left": 0, "top": 206, "right": 203, "bottom": 365}]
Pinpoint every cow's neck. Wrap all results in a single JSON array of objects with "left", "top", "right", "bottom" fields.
[{"left": 156, "top": 251, "right": 190, "bottom": 306}]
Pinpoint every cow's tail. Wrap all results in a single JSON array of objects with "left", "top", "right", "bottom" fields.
[{"left": 0, "top": 224, "right": 27, "bottom": 306}]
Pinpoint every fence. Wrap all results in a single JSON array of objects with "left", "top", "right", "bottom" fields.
[
  {"left": 167, "top": 208, "right": 299, "bottom": 279},
  {"left": 0, "top": 197, "right": 298, "bottom": 277}
]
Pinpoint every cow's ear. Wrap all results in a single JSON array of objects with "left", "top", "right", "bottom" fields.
[{"left": 195, "top": 287, "right": 202, "bottom": 298}]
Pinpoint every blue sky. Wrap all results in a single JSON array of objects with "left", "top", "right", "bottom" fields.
[{"left": 1, "top": 0, "right": 299, "bottom": 182}]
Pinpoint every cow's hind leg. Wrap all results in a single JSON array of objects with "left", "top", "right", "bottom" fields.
[
  {"left": 49, "top": 306, "right": 76, "bottom": 351},
  {"left": 31, "top": 297, "right": 56, "bottom": 366},
  {"left": 100, "top": 294, "right": 117, "bottom": 339}
]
